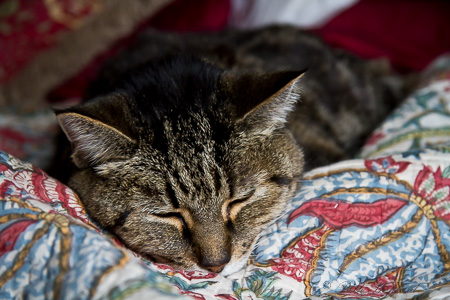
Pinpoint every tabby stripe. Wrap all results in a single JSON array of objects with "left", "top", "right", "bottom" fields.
[
  {"left": 112, "top": 210, "right": 133, "bottom": 229},
  {"left": 165, "top": 184, "right": 180, "bottom": 208},
  {"left": 173, "top": 171, "right": 189, "bottom": 195},
  {"left": 214, "top": 168, "right": 222, "bottom": 193}
]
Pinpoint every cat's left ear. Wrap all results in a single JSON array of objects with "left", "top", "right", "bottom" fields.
[
  {"left": 222, "top": 70, "right": 305, "bottom": 135},
  {"left": 56, "top": 98, "right": 137, "bottom": 169}
]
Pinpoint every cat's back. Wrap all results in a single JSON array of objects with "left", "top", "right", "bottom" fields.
[{"left": 85, "top": 25, "right": 403, "bottom": 169}]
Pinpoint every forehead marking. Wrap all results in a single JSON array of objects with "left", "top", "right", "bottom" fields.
[{"left": 161, "top": 113, "right": 228, "bottom": 208}]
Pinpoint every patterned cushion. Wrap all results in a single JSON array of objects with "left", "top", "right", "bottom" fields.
[
  {"left": 2, "top": 67, "right": 450, "bottom": 299},
  {"left": 0, "top": 153, "right": 184, "bottom": 299}
]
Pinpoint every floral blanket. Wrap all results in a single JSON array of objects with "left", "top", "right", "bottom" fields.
[{"left": 2, "top": 64, "right": 450, "bottom": 299}]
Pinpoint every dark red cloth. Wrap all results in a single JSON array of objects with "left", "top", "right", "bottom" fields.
[
  {"left": 148, "top": 0, "right": 230, "bottom": 32},
  {"left": 0, "top": 0, "right": 102, "bottom": 85},
  {"left": 18, "top": 0, "right": 450, "bottom": 103},
  {"left": 47, "top": 0, "right": 231, "bottom": 102},
  {"left": 315, "top": 0, "right": 450, "bottom": 73}
]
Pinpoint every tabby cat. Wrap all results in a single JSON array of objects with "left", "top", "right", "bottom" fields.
[{"left": 54, "top": 25, "right": 403, "bottom": 276}]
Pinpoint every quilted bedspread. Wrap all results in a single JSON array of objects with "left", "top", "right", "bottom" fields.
[{"left": 2, "top": 61, "right": 450, "bottom": 299}]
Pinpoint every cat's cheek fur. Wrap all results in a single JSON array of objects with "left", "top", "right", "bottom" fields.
[
  {"left": 220, "top": 188, "right": 293, "bottom": 274},
  {"left": 115, "top": 219, "right": 196, "bottom": 266}
]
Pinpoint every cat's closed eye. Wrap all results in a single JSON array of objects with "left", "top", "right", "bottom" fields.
[
  {"left": 225, "top": 189, "right": 256, "bottom": 222},
  {"left": 145, "top": 253, "right": 176, "bottom": 265},
  {"left": 153, "top": 212, "right": 188, "bottom": 232}
]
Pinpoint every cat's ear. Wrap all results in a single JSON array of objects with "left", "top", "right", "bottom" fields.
[
  {"left": 222, "top": 70, "right": 305, "bottom": 135},
  {"left": 56, "top": 98, "right": 136, "bottom": 169}
]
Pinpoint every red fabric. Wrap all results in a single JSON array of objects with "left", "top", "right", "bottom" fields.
[
  {"left": 46, "top": 46, "right": 122, "bottom": 102},
  {"left": 148, "top": 0, "right": 230, "bottom": 32},
  {"left": 315, "top": 0, "right": 450, "bottom": 73},
  {"left": 0, "top": 128, "right": 30, "bottom": 158},
  {"left": 12, "top": 0, "right": 450, "bottom": 103},
  {"left": 0, "top": 0, "right": 103, "bottom": 85},
  {"left": 0, "top": 219, "right": 37, "bottom": 257},
  {"left": 47, "top": 0, "right": 230, "bottom": 102}
]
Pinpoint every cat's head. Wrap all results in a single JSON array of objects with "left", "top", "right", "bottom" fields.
[{"left": 56, "top": 57, "right": 304, "bottom": 276}]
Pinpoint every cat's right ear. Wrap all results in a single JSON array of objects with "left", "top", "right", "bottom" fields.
[
  {"left": 221, "top": 70, "right": 305, "bottom": 135},
  {"left": 56, "top": 101, "right": 136, "bottom": 169}
]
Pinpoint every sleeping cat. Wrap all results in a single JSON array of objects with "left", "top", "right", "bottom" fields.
[{"left": 54, "top": 25, "right": 404, "bottom": 276}]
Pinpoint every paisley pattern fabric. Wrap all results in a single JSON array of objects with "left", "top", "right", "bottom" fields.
[
  {"left": 2, "top": 68, "right": 450, "bottom": 298},
  {"left": 0, "top": 152, "right": 185, "bottom": 299},
  {"left": 360, "top": 78, "right": 450, "bottom": 159}
]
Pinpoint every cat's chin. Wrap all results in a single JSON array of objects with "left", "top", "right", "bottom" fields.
[
  {"left": 220, "top": 256, "right": 249, "bottom": 277},
  {"left": 173, "top": 254, "right": 249, "bottom": 277}
]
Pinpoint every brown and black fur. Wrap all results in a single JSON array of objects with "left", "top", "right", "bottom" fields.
[
  {"left": 53, "top": 25, "right": 404, "bottom": 275},
  {"left": 87, "top": 26, "right": 403, "bottom": 168}
]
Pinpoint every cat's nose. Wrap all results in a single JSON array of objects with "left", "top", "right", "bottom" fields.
[
  {"left": 200, "top": 254, "right": 231, "bottom": 273},
  {"left": 203, "top": 262, "right": 228, "bottom": 273}
]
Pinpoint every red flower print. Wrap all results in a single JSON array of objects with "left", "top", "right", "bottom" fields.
[
  {"left": 365, "top": 157, "right": 410, "bottom": 174},
  {"left": 338, "top": 270, "right": 399, "bottom": 298},
  {"left": 0, "top": 219, "right": 37, "bottom": 257},
  {"left": 288, "top": 198, "right": 408, "bottom": 229},
  {"left": 413, "top": 166, "right": 450, "bottom": 222},
  {"left": 268, "top": 225, "right": 332, "bottom": 283}
]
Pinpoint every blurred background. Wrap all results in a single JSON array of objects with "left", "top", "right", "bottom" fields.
[{"left": 0, "top": 0, "right": 449, "bottom": 168}]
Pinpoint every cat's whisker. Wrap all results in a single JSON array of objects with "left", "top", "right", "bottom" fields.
[{"left": 252, "top": 238, "right": 272, "bottom": 248}]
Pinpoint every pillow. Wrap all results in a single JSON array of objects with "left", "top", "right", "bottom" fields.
[
  {"left": 0, "top": 152, "right": 184, "bottom": 299},
  {"left": 1, "top": 62, "right": 450, "bottom": 299}
]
